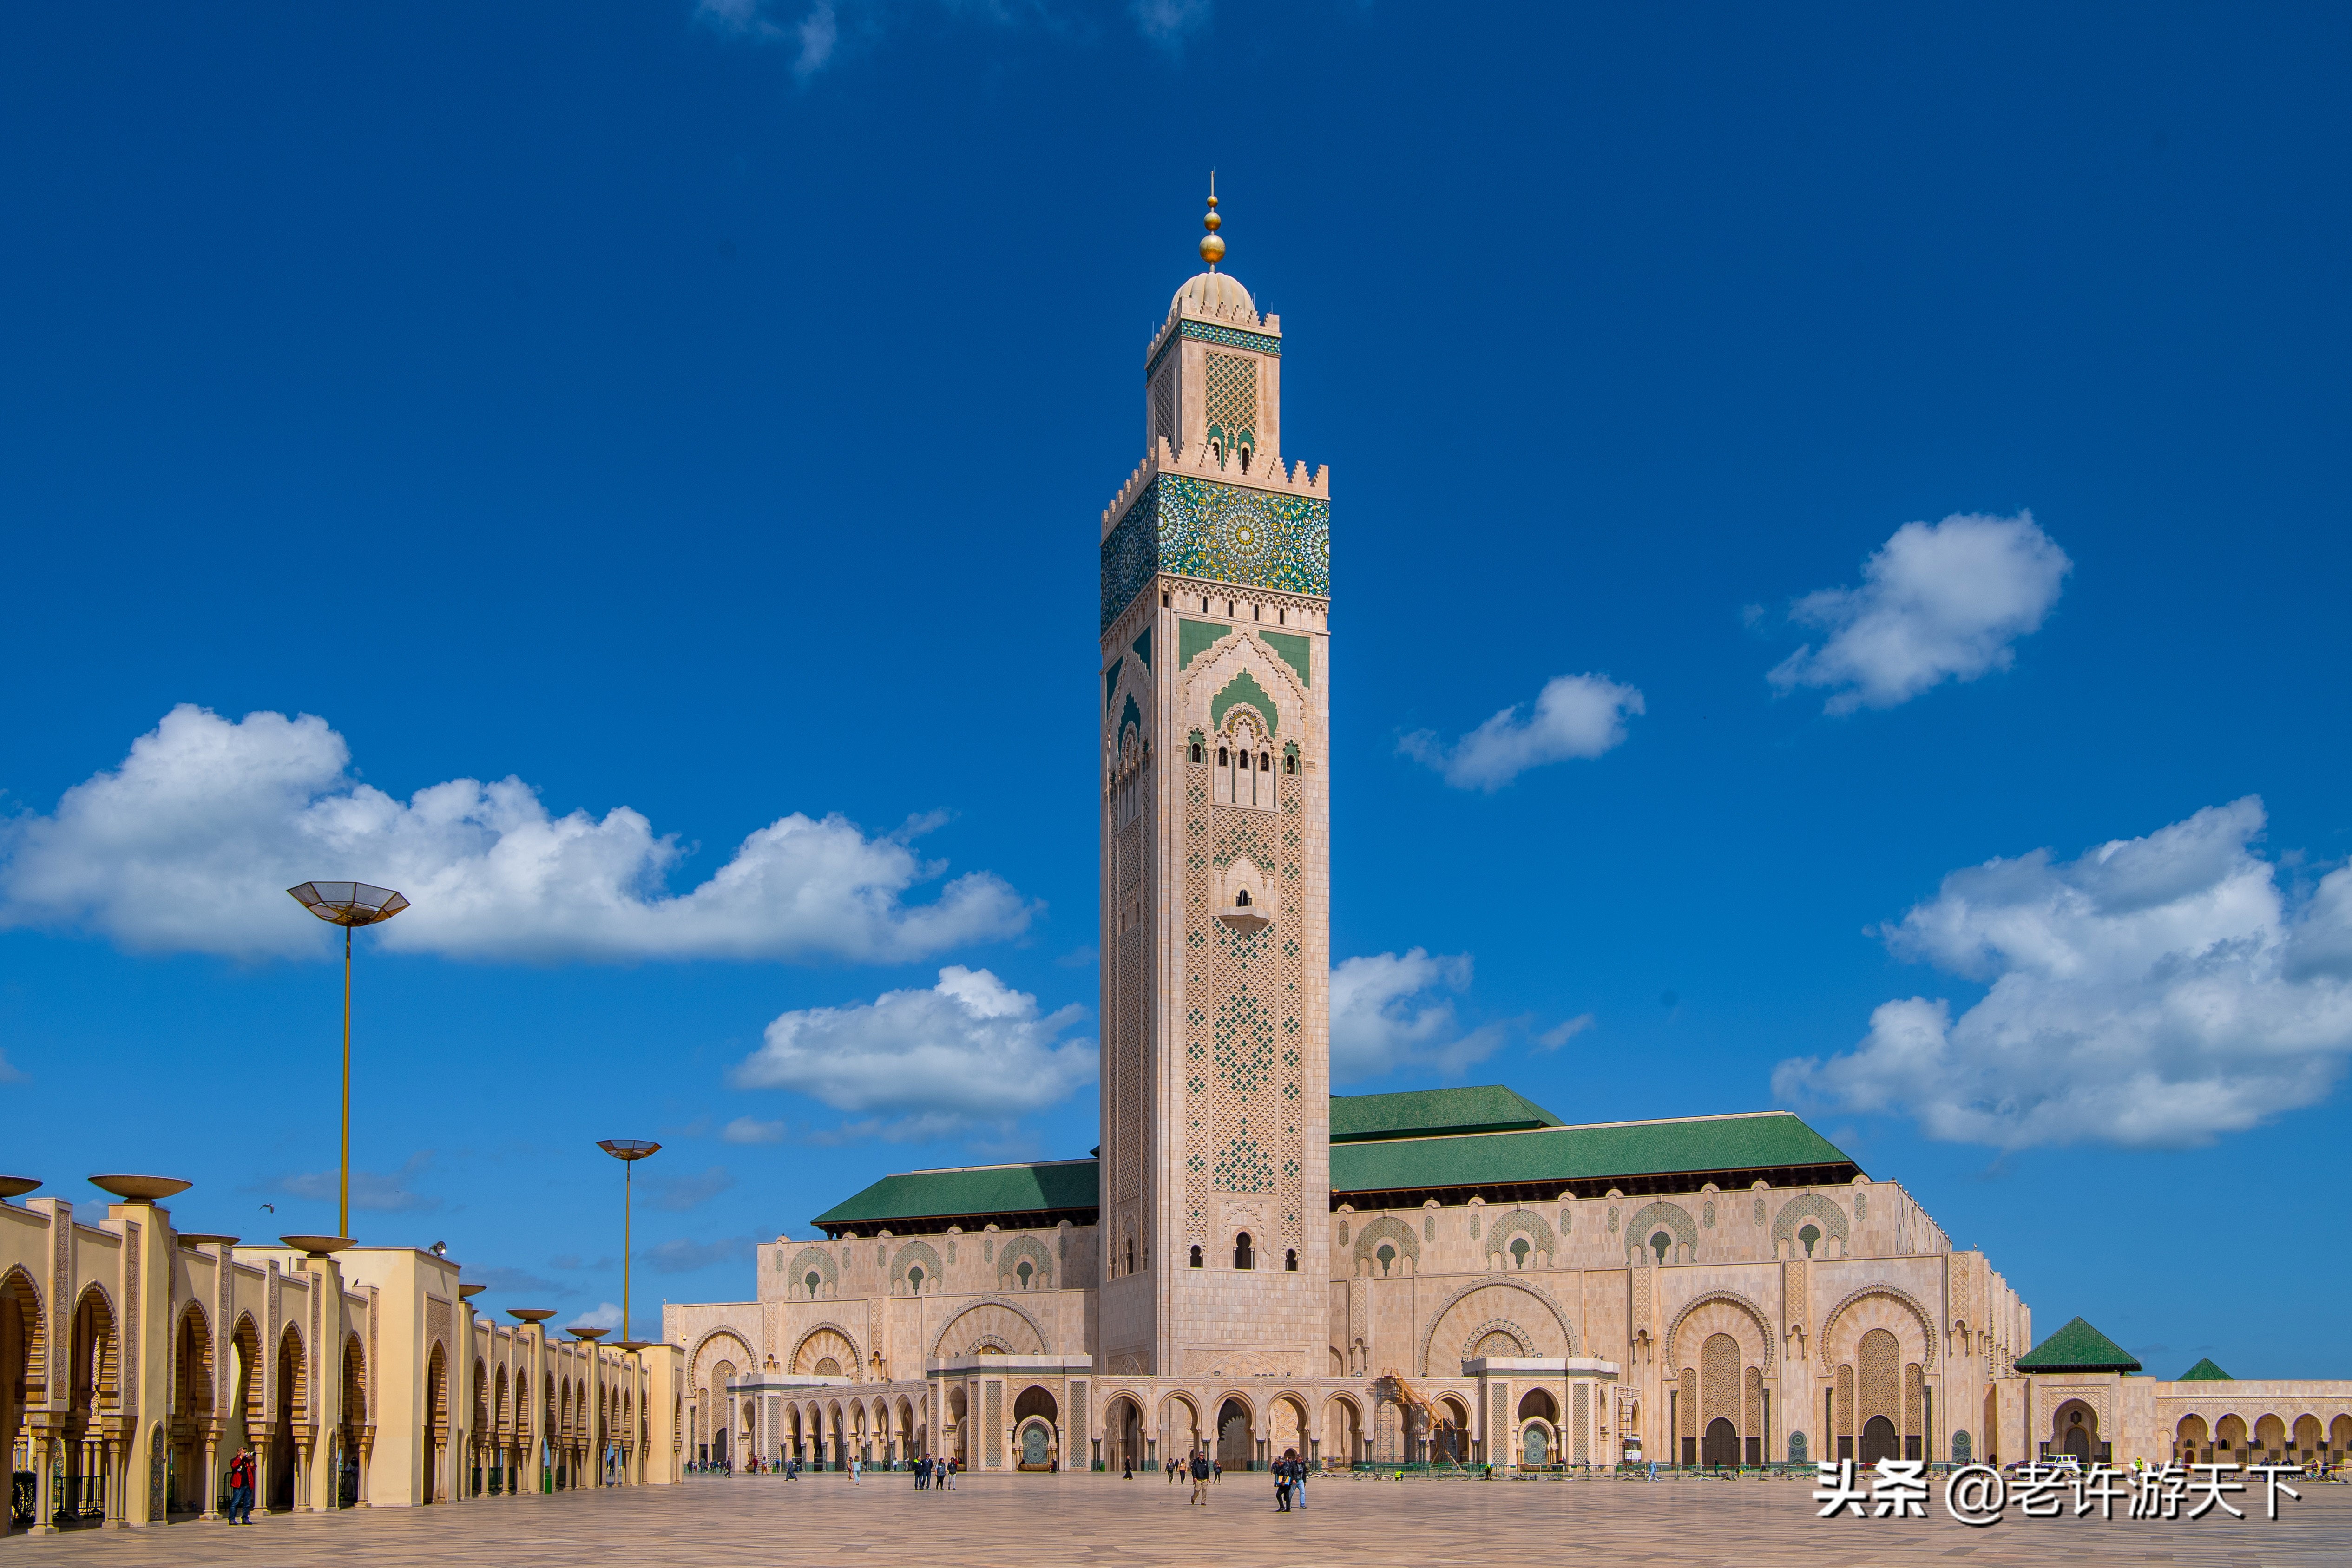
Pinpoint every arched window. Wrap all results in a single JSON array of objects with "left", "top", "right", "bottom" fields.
[
  {"left": 1284, "top": 754, "right": 1298, "bottom": 774},
  {"left": 1509, "top": 1237, "right": 1530, "bottom": 1270},
  {"left": 906, "top": 1267, "right": 923, "bottom": 1294},
  {"left": 1234, "top": 889, "right": 1252, "bottom": 907},
  {"left": 1234, "top": 1233, "right": 1254, "bottom": 1270},
  {"left": 1189, "top": 742, "right": 1203, "bottom": 763},
  {"left": 1797, "top": 1223, "right": 1820, "bottom": 1259},
  {"left": 1125, "top": 1239, "right": 1135, "bottom": 1275},
  {"left": 1188, "top": 1245, "right": 1203, "bottom": 1269},
  {"left": 1284, "top": 1249, "right": 1297, "bottom": 1272},
  {"left": 1649, "top": 1231, "right": 1671, "bottom": 1265},
  {"left": 804, "top": 1271, "right": 822, "bottom": 1299},
  {"left": 1258, "top": 751, "right": 1270, "bottom": 772},
  {"left": 1217, "top": 746, "right": 1229, "bottom": 766},
  {"left": 1015, "top": 1261, "right": 1033, "bottom": 1290}
]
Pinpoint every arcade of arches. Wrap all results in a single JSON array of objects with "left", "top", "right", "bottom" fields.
[{"left": 2, "top": 1179, "right": 683, "bottom": 1534}]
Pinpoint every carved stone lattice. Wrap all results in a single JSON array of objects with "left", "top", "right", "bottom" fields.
[
  {"left": 1113, "top": 816, "right": 1146, "bottom": 1206},
  {"left": 1859, "top": 1328, "right": 1900, "bottom": 1436},
  {"left": 985, "top": 1383, "right": 1003, "bottom": 1467},
  {"left": 1701, "top": 1333, "right": 1738, "bottom": 1436},
  {"left": 1572, "top": 1383, "right": 1590, "bottom": 1463}
]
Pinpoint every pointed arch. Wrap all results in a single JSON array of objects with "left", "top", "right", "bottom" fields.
[
  {"left": 1665, "top": 1290, "right": 1778, "bottom": 1367},
  {"left": 1414, "top": 1275, "right": 1578, "bottom": 1374},
  {"left": 1818, "top": 1284, "right": 1939, "bottom": 1371}
]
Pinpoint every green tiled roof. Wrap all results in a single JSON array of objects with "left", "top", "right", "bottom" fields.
[
  {"left": 1331, "top": 1110, "right": 1860, "bottom": 1199},
  {"left": 2176, "top": 1357, "right": 2233, "bottom": 1382},
  {"left": 1330, "top": 1085, "right": 1563, "bottom": 1143},
  {"left": 2016, "top": 1316, "right": 2142, "bottom": 1373},
  {"left": 809, "top": 1102, "right": 1862, "bottom": 1233},
  {"left": 813, "top": 1160, "right": 1098, "bottom": 1233}
]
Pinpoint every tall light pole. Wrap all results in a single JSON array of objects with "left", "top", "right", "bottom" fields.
[
  {"left": 288, "top": 881, "right": 410, "bottom": 1240},
  {"left": 597, "top": 1140, "right": 660, "bottom": 1343}
]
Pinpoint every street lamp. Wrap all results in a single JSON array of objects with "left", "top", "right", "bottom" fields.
[
  {"left": 596, "top": 1139, "right": 661, "bottom": 1344},
  {"left": 287, "top": 881, "right": 410, "bottom": 1240}
]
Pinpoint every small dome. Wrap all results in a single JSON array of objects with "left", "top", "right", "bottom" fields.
[{"left": 1172, "top": 270, "right": 1255, "bottom": 319}]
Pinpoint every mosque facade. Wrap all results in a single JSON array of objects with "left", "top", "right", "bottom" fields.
[{"left": 660, "top": 204, "right": 2352, "bottom": 1480}]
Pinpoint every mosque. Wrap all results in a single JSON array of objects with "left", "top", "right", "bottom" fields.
[{"left": 660, "top": 195, "right": 2352, "bottom": 1480}]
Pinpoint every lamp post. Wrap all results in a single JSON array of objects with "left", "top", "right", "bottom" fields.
[
  {"left": 287, "top": 882, "right": 409, "bottom": 1240},
  {"left": 596, "top": 1140, "right": 660, "bottom": 1344}
]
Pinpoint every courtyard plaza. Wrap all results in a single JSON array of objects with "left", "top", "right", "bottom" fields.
[{"left": 6, "top": 1470, "right": 2348, "bottom": 1567}]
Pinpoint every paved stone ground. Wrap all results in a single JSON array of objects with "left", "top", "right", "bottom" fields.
[{"left": 6, "top": 1472, "right": 2348, "bottom": 1566}]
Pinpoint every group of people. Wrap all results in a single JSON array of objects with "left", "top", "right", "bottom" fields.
[
  {"left": 1156, "top": 1448, "right": 1311, "bottom": 1509},
  {"left": 913, "top": 1455, "right": 959, "bottom": 1490}
]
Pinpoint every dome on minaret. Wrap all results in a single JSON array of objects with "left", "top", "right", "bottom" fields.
[{"left": 1171, "top": 269, "right": 1255, "bottom": 317}]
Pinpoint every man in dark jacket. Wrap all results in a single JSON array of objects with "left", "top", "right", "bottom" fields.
[{"left": 1189, "top": 1450, "right": 1212, "bottom": 1506}]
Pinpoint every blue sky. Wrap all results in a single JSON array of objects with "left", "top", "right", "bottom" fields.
[{"left": 4, "top": 4, "right": 2349, "bottom": 1373}]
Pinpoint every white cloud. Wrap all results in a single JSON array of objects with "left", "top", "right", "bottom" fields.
[
  {"left": 1130, "top": 0, "right": 1211, "bottom": 50},
  {"left": 1330, "top": 949, "right": 1506, "bottom": 1083},
  {"left": 1767, "top": 511, "right": 2071, "bottom": 713},
  {"left": 729, "top": 966, "right": 1095, "bottom": 1135},
  {"left": 1535, "top": 1014, "right": 1595, "bottom": 1052},
  {"left": 0, "top": 705, "right": 1030, "bottom": 964},
  {"left": 1774, "top": 798, "right": 2352, "bottom": 1148},
  {"left": 1400, "top": 675, "right": 1644, "bottom": 792},
  {"left": 721, "top": 1115, "right": 790, "bottom": 1145},
  {"left": 700, "top": 1, "right": 1203, "bottom": 78},
  {"left": 574, "top": 1300, "right": 624, "bottom": 1330}
]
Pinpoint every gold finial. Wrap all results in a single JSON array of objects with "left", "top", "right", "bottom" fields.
[{"left": 1199, "top": 171, "right": 1225, "bottom": 269}]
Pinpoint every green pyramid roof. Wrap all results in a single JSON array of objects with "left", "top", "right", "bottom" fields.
[
  {"left": 2016, "top": 1316, "right": 2142, "bottom": 1373},
  {"left": 2176, "top": 1357, "right": 2233, "bottom": 1382}
]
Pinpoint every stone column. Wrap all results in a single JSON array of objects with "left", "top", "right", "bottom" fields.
[
  {"left": 199, "top": 1429, "right": 222, "bottom": 1521},
  {"left": 31, "top": 1429, "right": 59, "bottom": 1534}
]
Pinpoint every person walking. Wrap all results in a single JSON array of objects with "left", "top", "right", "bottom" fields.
[
  {"left": 1293, "top": 1453, "right": 1307, "bottom": 1511},
  {"left": 1189, "top": 1449, "right": 1211, "bottom": 1506},
  {"left": 1166, "top": 1455, "right": 1179, "bottom": 1486},
  {"left": 850, "top": 1456, "right": 861, "bottom": 1486},
  {"left": 1211, "top": 1459, "right": 1223, "bottom": 1486},
  {"left": 1273, "top": 1451, "right": 1291, "bottom": 1512},
  {"left": 227, "top": 1445, "right": 256, "bottom": 1524}
]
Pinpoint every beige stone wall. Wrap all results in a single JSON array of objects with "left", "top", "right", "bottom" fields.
[{"left": 0, "top": 1191, "right": 679, "bottom": 1535}]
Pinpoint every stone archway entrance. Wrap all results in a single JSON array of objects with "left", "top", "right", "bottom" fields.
[
  {"left": 1216, "top": 1400, "right": 1252, "bottom": 1471},
  {"left": 2051, "top": 1400, "right": 2100, "bottom": 1463},
  {"left": 1860, "top": 1416, "right": 1899, "bottom": 1466},
  {"left": 1702, "top": 1416, "right": 1739, "bottom": 1468}
]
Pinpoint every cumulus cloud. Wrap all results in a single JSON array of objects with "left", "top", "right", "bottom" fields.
[
  {"left": 1766, "top": 512, "right": 2071, "bottom": 713},
  {"left": 1774, "top": 798, "right": 2352, "bottom": 1148},
  {"left": 1330, "top": 950, "right": 1506, "bottom": 1083},
  {"left": 721, "top": 1115, "right": 791, "bottom": 1145},
  {"left": 1400, "top": 675, "right": 1644, "bottom": 792},
  {"left": 729, "top": 966, "right": 1095, "bottom": 1135},
  {"left": 0, "top": 705, "right": 1029, "bottom": 964},
  {"left": 574, "top": 1300, "right": 624, "bottom": 1330}
]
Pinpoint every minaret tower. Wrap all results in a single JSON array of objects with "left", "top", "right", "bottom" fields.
[{"left": 1098, "top": 184, "right": 1333, "bottom": 1379}]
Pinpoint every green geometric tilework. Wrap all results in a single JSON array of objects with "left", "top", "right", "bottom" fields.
[
  {"left": 1104, "top": 656, "right": 1123, "bottom": 710},
  {"left": 1131, "top": 626, "right": 1152, "bottom": 670},
  {"left": 1260, "top": 629, "right": 1311, "bottom": 689},
  {"left": 1101, "top": 473, "right": 1331, "bottom": 631},
  {"left": 1211, "top": 668, "right": 1278, "bottom": 737},
  {"left": 1179, "top": 619, "right": 1230, "bottom": 669},
  {"left": 1144, "top": 316, "right": 1283, "bottom": 381}
]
